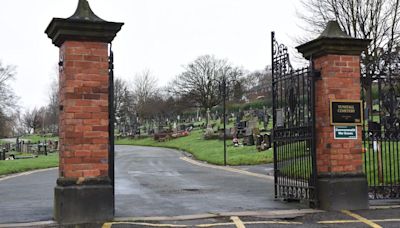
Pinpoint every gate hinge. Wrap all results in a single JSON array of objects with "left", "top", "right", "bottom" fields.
[
  {"left": 312, "top": 69, "right": 321, "bottom": 80},
  {"left": 310, "top": 58, "right": 321, "bottom": 80}
]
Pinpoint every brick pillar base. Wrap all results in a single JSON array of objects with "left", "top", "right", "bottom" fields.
[
  {"left": 317, "top": 174, "right": 368, "bottom": 210},
  {"left": 54, "top": 181, "right": 113, "bottom": 224},
  {"left": 297, "top": 21, "right": 371, "bottom": 210}
]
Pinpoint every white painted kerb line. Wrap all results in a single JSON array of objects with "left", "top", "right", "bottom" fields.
[
  {"left": 0, "top": 167, "right": 58, "bottom": 182},
  {"left": 179, "top": 157, "right": 274, "bottom": 181}
]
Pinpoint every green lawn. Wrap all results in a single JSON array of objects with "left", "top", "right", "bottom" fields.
[
  {"left": 279, "top": 157, "right": 313, "bottom": 180},
  {"left": 276, "top": 140, "right": 400, "bottom": 185},
  {"left": 116, "top": 130, "right": 273, "bottom": 166},
  {"left": 1, "top": 128, "right": 271, "bottom": 176},
  {"left": 364, "top": 140, "right": 400, "bottom": 185},
  {"left": 0, "top": 153, "right": 59, "bottom": 176},
  {"left": 274, "top": 141, "right": 313, "bottom": 180},
  {"left": 21, "top": 134, "right": 58, "bottom": 142}
]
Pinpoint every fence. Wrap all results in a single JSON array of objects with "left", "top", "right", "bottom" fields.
[{"left": 0, "top": 140, "right": 59, "bottom": 160}]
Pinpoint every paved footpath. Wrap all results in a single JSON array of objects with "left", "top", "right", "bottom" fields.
[
  {"left": 0, "top": 145, "right": 301, "bottom": 224},
  {"left": 103, "top": 207, "right": 400, "bottom": 228}
]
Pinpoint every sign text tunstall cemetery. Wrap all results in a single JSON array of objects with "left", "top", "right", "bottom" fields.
[{"left": 330, "top": 100, "right": 363, "bottom": 126}]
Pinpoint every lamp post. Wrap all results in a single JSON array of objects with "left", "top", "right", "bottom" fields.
[
  {"left": 219, "top": 75, "right": 236, "bottom": 166},
  {"left": 222, "top": 76, "right": 227, "bottom": 166}
]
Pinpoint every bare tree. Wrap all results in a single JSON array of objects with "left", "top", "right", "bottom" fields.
[
  {"left": 131, "top": 70, "right": 159, "bottom": 126},
  {"left": 132, "top": 70, "right": 158, "bottom": 107},
  {"left": 7, "top": 111, "right": 24, "bottom": 137},
  {"left": 170, "top": 55, "right": 243, "bottom": 113},
  {"left": 299, "top": 0, "right": 400, "bottom": 52},
  {"left": 114, "top": 78, "right": 128, "bottom": 117},
  {"left": 46, "top": 76, "right": 59, "bottom": 135},
  {"left": 0, "top": 61, "right": 17, "bottom": 113},
  {"left": 242, "top": 68, "right": 272, "bottom": 102},
  {"left": 114, "top": 77, "right": 136, "bottom": 135},
  {"left": 299, "top": 0, "right": 400, "bottom": 115},
  {"left": 0, "top": 115, "right": 14, "bottom": 138},
  {"left": 0, "top": 61, "right": 19, "bottom": 137},
  {"left": 22, "top": 108, "right": 42, "bottom": 134},
  {"left": 22, "top": 109, "right": 34, "bottom": 134}
]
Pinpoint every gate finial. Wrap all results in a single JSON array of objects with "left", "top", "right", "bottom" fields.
[{"left": 69, "top": 0, "right": 105, "bottom": 22}]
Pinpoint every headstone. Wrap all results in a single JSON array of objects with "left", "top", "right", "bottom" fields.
[
  {"left": 173, "top": 122, "right": 177, "bottom": 133},
  {"left": 206, "top": 108, "right": 211, "bottom": 128},
  {"left": 248, "top": 119, "right": 258, "bottom": 131}
]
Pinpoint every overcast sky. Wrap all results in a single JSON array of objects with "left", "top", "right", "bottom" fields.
[{"left": 0, "top": 0, "right": 308, "bottom": 111}]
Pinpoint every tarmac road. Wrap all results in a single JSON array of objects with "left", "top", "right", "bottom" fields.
[
  {"left": 0, "top": 145, "right": 299, "bottom": 224},
  {"left": 0, "top": 169, "right": 56, "bottom": 224},
  {"left": 115, "top": 146, "right": 299, "bottom": 217}
]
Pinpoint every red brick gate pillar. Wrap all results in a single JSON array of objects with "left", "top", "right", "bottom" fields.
[
  {"left": 297, "top": 21, "right": 370, "bottom": 210},
  {"left": 45, "top": 0, "right": 123, "bottom": 223}
]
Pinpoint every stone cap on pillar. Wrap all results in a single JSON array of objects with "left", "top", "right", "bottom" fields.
[
  {"left": 296, "top": 21, "right": 371, "bottom": 60},
  {"left": 45, "top": 0, "right": 124, "bottom": 47}
]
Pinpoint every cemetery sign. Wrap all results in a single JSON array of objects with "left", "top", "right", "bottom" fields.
[
  {"left": 334, "top": 126, "right": 357, "bottom": 139},
  {"left": 330, "top": 100, "right": 363, "bottom": 126}
]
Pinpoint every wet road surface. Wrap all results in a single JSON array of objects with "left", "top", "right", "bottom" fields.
[{"left": 0, "top": 145, "right": 298, "bottom": 224}]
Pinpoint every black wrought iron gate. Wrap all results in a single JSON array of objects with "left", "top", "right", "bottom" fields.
[
  {"left": 108, "top": 44, "right": 115, "bottom": 214},
  {"left": 271, "top": 32, "right": 317, "bottom": 205},
  {"left": 362, "top": 49, "right": 400, "bottom": 199}
]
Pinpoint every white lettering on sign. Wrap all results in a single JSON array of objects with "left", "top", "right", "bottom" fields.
[{"left": 334, "top": 126, "right": 357, "bottom": 140}]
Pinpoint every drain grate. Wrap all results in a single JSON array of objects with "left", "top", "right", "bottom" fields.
[
  {"left": 182, "top": 188, "right": 200, "bottom": 192},
  {"left": 157, "top": 188, "right": 212, "bottom": 194}
]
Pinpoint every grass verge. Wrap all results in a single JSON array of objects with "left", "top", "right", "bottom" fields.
[
  {"left": 116, "top": 130, "right": 273, "bottom": 166},
  {"left": 364, "top": 140, "right": 400, "bottom": 185},
  {"left": 21, "top": 134, "right": 58, "bottom": 142},
  {"left": 0, "top": 153, "right": 59, "bottom": 176}
]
